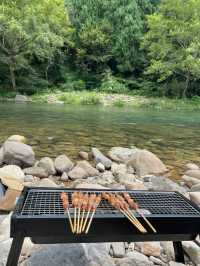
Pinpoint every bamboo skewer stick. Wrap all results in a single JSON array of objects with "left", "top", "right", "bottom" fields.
[
  {"left": 123, "top": 192, "right": 157, "bottom": 233},
  {"left": 72, "top": 192, "right": 79, "bottom": 233},
  {"left": 85, "top": 194, "right": 101, "bottom": 234},
  {"left": 82, "top": 207, "right": 91, "bottom": 232},
  {"left": 120, "top": 209, "right": 146, "bottom": 233},
  {"left": 60, "top": 192, "right": 74, "bottom": 233},
  {"left": 79, "top": 193, "right": 89, "bottom": 233},
  {"left": 82, "top": 193, "right": 96, "bottom": 233}
]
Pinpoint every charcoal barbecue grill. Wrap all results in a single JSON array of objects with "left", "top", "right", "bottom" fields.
[{"left": 7, "top": 187, "right": 200, "bottom": 266}]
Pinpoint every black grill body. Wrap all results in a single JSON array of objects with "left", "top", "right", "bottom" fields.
[{"left": 7, "top": 187, "right": 200, "bottom": 266}]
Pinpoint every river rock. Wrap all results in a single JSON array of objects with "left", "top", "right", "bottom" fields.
[
  {"left": 149, "top": 256, "right": 165, "bottom": 265},
  {"left": 110, "top": 242, "right": 126, "bottom": 258},
  {"left": 117, "top": 172, "right": 136, "bottom": 184},
  {"left": 96, "top": 163, "right": 105, "bottom": 172},
  {"left": 108, "top": 147, "right": 138, "bottom": 163},
  {"left": 15, "top": 94, "right": 28, "bottom": 102},
  {"left": 1, "top": 177, "right": 24, "bottom": 191},
  {"left": 77, "top": 160, "right": 99, "bottom": 176},
  {"left": 185, "top": 169, "right": 200, "bottom": 180},
  {"left": 146, "top": 176, "right": 187, "bottom": 195},
  {"left": 3, "top": 141, "right": 35, "bottom": 167},
  {"left": 0, "top": 165, "right": 24, "bottom": 182},
  {"left": 0, "top": 239, "right": 12, "bottom": 266},
  {"left": 22, "top": 243, "right": 115, "bottom": 266},
  {"left": 78, "top": 151, "right": 89, "bottom": 161},
  {"left": 127, "top": 149, "right": 168, "bottom": 177},
  {"left": 182, "top": 175, "right": 200, "bottom": 188},
  {"left": 169, "top": 262, "right": 185, "bottom": 266},
  {"left": 6, "top": 135, "right": 27, "bottom": 143},
  {"left": 182, "top": 241, "right": 200, "bottom": 265},
  {"left": 68, "top": 166, "right": 88, "bottom": 180},
  {"left": 38, "top": 157, "right": 56, "bottom": 175},
  {"left": 92, "top": 148, "right": 112, "bottom": 169},
  {"left": 120, "top": 251, "right": 153, "bottom": 266},
  {"left": 37, "top": 178, "right": 58, "bottom": 188},
  {"left": 125, "top": 182, "right": 147, "bottom": 190},
  {"left": 135, "top": 242, "right": 161, "bottom": 257},
  {"left": 54, "top": 155, "right": 74, "bottom": 174},
  {"left": 23, "top": 166, "right": 48, "bottom": 179},
  {"left": 0, "top": 213, "right": 11, "bottom": 241},
  {"left": 75, "top": 183, "right": 108, "bottom": 189},
  {"left": 24, "top": 175, "right": 34, "bottom": 182},
  {"left": 160, "top": 241, "right": 175, "bottom": 261},
  {"left": 101, "top": 171, "right": 115, "bottom": 184},
  {"left": 190, "top": 183, "right": 200, "bottom": 191},
  {"left": 189, "top": 192, "right": 200, "bottom": 205},
  {"left": 111, "top": 163, "right": 127, "bottom": 177},
  {"left": 186, "top": 163, "right": 199, "bottom": 171},
  {"left": 0, "top": 189, "right": 21, "bottom": 211},
  {"left": 60, "top": 172, "right": 68, "bottom": 181}
]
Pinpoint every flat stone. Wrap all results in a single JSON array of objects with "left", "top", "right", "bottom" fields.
[
  {"left": 23, "top": 167, "right": 48, "bottom": 179},
  {"left": 182, "top": 175, "right": 200, "bottom": 188},
  {"left": 0, "top": 189, "right": 21, "bottom": 211},
  {"left": 3, "top": 141, "right": 35, "bottom": 167},
  {"left": 189, "top": 192, "right": 200, "bottom": 205},
  {"left": 15, "top": 94, "right": 28, "bottom": 102},
  {"left": 127, "top": 149, "right": 168, "bottom": 177},
  {"left": 185, "top": 169, "right": 200, "bottom": 180},
  {"left": 37, "top": 178, "right": 58, "bottom": 188},
  {"left": 186, "top": 163, "right": 199, "bottom": 171},
  {"left": 92, "top": 148, "right": 112, "bottom": 169},
  {"left": 190, "top": 183, "right": 200, "bottom": 191},
  {"left": 182, "top": 241, "right": 200, "bottom": 265},
  {"left": 110, "top": 242, "right": 126, "bottom": 258},
  {"left": 77, "top": 160, "right": 99, "bottom": 176},
  {"left": 6, "top": 135, "right": 26, "bottom": 143},
  {"left": 135, "top": 242, "right": 161, "bottom": 257},
  {"left": 78, "top": 151, "right": 89, "bottom": 161},
  {"left": 149, "top": 256, "right": 165, "bottom": 265},
  {"left": 96, "top": 163, "right": 105, "bottom": 172},
  {"left": 108, "top": 147, "right": 138, "bottom": 163},
  {"left": 121, "top": 250, "right": 153, "bottom": 266},
  {"left": 38, "top": 157, "right": 56, "bottom": 175},
  {"left": 54, "top": 155, "right": 74, "bottom": 174},
  {"left": 75, "top": 183, "right": 108, "bottom": 189}
]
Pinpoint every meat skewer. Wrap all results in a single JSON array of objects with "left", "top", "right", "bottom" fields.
[
  {"left": 72, "top": 192, "right": 79, "bottom": 233},
  {"left": 85, "top": 194, "right": 101, "bottom": 234},
  {"left": 103, "top": 193, "right": 146, "bottom": 233},
  {"left": 79, "top": 193, "right": 89, "bottom": 233},
  {"left": 123, "top": 192, "right": 157, "bottom": 233},
  {"left": 77, "top": 192, "right": 83, "bottom": 234},
  {"left": 60, "top": 192, "right": 74, "bottom": 233},
  {"left": 82, "top": 193, "right": 96, "bottom": 232}
]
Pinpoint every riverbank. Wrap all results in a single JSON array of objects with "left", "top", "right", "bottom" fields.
[
  {"left": 1, "top": 90, "right": 200, "bottom": 110},
  {"left": 0, "top": 135, "right": 200, "bottom": 265}
]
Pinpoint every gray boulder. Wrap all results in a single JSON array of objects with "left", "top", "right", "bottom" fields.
[
  {"left": 68, "top": 166, "right": 88, "bottom": 180},
  {"left": 78, "top": 151, "right": 89, "bottom": 161},
  {"left": 92, "top": 148, "right": 112, "bottom": 169},
  {"left": 108, "top": 147, "right": 138, "bottom": 163},
  {"left": 127, "top": 149, "right": 168, "bottom": 177},
  {"left": 54, "top": 155, "right": 74, "bottom": 174},
  {"left": 3, "top": 141, "right": 35, "bottom": 167},
  {"left": 23, "top": 167, "right": 48, "bottom": 179},
  {"left": 38, "top": 157, "right": 56, "bottom": 175},
  {"left": 77, "top": 160, "right": 99, "bottom": 176},
  {"left": 116, "top": 250, "right": 153, "bottom": 266},
  {"left": 22, "top": 243, "right": 114, "bottom": 266}
]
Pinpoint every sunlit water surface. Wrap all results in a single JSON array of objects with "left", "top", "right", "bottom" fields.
[{"left": 0, "top": 102, "right": 200, "bottom": 180}]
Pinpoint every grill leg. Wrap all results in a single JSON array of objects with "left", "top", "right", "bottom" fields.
[
  {"left": 6, "top": 234, "right": 24, "bottom": 266},
  {"left": 173, "top": 241, "right": 185, "bottom": 263}
]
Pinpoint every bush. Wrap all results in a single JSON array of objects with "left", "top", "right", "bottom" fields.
[
  {"left": 80, "top": 94, "right": 101, "bottom": 105},
  {"left": 100, "top": 71, "right": 128, "bottom": 93},
  {"left": 113, "top": 99, "right": 125, "bottom": 107}
]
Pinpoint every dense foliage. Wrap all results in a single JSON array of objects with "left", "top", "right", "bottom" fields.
[{"left": 0, "top": 0, "right": 200, "bottom": 98}]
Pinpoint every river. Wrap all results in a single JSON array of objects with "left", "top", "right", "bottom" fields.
[{"left": 0, "top": 102, "right": 200, "bottom": 180}]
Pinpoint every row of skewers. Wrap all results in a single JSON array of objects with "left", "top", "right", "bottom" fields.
[{"left": 60, "top": 191, "right": 157, "bottom": 234}]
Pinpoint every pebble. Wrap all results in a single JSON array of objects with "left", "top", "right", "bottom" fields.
[
  {"left": 110, "top": 242, "right": 126, "bottom": 258},
  {"left": 96, "top": 163, "right": 105, "bottom": 172}
]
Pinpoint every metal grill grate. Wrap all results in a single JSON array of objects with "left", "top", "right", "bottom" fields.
[{"left": 20, "top": 190, "right": 200, "bottom": 217}]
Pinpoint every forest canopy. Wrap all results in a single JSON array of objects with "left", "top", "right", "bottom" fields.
[{"left": 0, "top": 0, "right": 200, "bottom": 98}]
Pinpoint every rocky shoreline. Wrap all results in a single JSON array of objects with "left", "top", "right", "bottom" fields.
[{"left": 0, "top": 135, "right": 200, "bottom": 266}]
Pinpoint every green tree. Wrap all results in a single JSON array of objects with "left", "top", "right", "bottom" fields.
[
  {"left": 142, "top": 0, "right": 200, "bottom": 97},
  {"left": 0, "top": 0, "right": 72, "bottom": 91}
]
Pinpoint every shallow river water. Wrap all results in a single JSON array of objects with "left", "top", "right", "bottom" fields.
[{"left": 0, "top": 102, "right": 200, "bottom": 180}]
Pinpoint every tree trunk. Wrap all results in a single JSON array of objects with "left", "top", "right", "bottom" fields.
[
  {"left": 182, "top": 75, "right": 189, "bottom": 98},
  {"left": 9, "top": 63, "right": 16, "bottom": 91}
]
